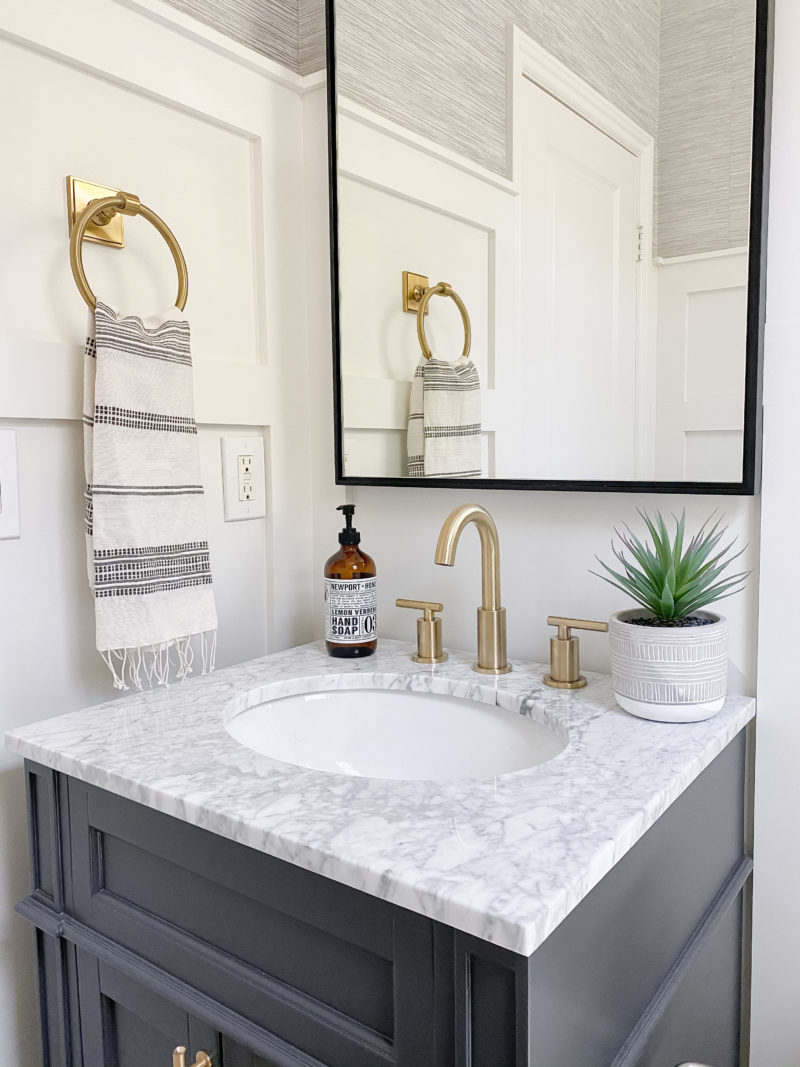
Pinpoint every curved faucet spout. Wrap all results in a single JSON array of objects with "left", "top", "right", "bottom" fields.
[
  {"left": 434, "top": 504, "right": 501, "bottom": 611},
  {"left": 434, "top": 504, "right": 510, "bottom": 674}
]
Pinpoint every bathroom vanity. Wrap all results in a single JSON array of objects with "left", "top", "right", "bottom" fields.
[{"left": 7, "top": 642, "right": 754, "bottom": 1066}]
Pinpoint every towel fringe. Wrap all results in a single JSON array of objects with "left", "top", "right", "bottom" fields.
[{"left": 100, "top": 630, "right": 217, "bottom": 690}]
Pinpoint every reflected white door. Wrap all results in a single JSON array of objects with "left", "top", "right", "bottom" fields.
[{"left": 519, "top": 75, "right": 640, "bottom": 480}]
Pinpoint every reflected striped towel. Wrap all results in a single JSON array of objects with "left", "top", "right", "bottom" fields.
[
  {"left": 83, "top": 301, "right": 217, "bottom": 689},
  {"left": 407, "top": 355, "right": 482, "bottom": 477}
]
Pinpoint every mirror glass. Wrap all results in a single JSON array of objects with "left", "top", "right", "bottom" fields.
[{"left": 331, "top": 0, "right": 766, "bottom": 489}]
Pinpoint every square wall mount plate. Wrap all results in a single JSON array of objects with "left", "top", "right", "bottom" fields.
[
  {"left": 66, "top": 176, "right": 124, "bottom": 248},
  {"left": 402, "top": 271, "right": 429, "bottom": 314}
]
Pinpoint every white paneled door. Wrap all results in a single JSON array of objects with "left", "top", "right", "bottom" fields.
[{"left": 518, "top": 74, "right": 641, "bottom": 480}]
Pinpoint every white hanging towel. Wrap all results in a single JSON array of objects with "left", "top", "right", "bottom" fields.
[
  {"left": 83, "top": 301, "right": 218, "bottom": 690},
  {"left": 407, "top": 355, "right": 482, "bottom": 477}
]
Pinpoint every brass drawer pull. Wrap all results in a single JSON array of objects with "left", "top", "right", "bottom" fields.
[{"left": 173, "top": 1048, "right": 211, "bottom": 1067}]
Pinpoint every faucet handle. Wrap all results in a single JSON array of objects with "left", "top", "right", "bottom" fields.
[
  {"left": 543, "top": 616, "right": 608, "bottom": 690},
  {"left": 396, "top": 599, "right": 448, "bottom": 665}
]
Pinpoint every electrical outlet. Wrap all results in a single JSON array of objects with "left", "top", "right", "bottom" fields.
[
  {"left": 237, "top": 454, "right": 255, "bottom": 501},
  {"left": 221, "top": 437, "right": 266, "bottom": 521}
]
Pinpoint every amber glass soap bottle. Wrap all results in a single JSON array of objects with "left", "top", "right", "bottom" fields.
[{"left": 324, "top": 504, "right": 377, "bottom": 657}]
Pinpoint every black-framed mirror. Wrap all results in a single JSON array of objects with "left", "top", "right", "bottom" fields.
[{"left": 327, "top": 0, "right": 771, "bottom": 494}]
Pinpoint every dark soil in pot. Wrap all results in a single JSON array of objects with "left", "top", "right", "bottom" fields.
[{"left": 627, "top": 615, "right": 715, "bottom": 628}]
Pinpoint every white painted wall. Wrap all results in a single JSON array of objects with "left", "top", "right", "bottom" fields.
[
  {"left": 352, "top": 486, "right": 760, "bottom": 693},
  {"left": 750, "top": 1, "right": 800, "bottom": 1061},
  {"left": 0, "top": 2, "right": 325, "bottom": 1061}
]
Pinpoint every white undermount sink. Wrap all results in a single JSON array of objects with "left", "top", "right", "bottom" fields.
[{"left": 225, "top": 686, "right": 565, "bottom": 780}]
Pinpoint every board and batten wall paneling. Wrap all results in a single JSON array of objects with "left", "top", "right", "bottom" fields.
[
  {"left": 655, "top": 250, "right": 749, "bottom": 480},
  {"left": 0, "top": 0, "right": 323, "bottom": 1061}
]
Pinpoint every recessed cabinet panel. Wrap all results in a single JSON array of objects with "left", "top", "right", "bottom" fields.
[
  {"left": 527, "top": 732, "right": 746, "bottom": 1067},
  {"left": 67, "top": 779, "right": 437, "bottom": 1066},
  {"left": 634, "top": 893, "right": 744, "bottom": 1067}
]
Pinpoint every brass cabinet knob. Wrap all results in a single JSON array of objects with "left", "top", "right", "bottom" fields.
[
  {"left": 396, "top": 599, "right": 448, "bottom": 664},
  {"left": 543, "top": 615, "right": 608, "bottom": 690},
  {"left": 173, "top": 1048, "right": 212, "bottom": 1067}
]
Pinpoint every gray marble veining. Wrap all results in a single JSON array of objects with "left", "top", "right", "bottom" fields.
[{"left": 5, "top": 640, "right": 754, "bottom": 956}]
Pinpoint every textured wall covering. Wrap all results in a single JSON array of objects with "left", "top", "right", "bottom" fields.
[
  {"left": 333, "top": 0, "right": 756, "bottom": 257},
  {"left": 300, "top": 0, "right": 327, "bottom": 76},
  {"left": 656, "top": 0, "right": 756, "bottom": 258},
  {"left": 161, "top": 0, "right": 326, "bottom": 75},
  {"left": 334, "top": 0, "right": 660, "bottom": 177}
]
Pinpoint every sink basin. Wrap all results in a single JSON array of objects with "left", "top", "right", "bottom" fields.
[{"left": 225, "top": 687, "right": 565, "bottom": 780}]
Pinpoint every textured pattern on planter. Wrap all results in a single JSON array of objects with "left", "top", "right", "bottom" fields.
[{"left": 609, "top": 611, "right": 728, "bottom": 706}]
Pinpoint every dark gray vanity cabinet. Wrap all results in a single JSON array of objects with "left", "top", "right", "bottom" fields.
[{"left": 18, "top": 726, "right": 752, "bottom": 1067}]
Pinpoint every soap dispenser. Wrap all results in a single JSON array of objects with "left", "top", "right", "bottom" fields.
[{"left": 324, "top": 504, "right": 377, "bottom": 657}]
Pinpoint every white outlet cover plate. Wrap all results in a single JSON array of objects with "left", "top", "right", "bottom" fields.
[
  {"left": 221, "top": 436, "right": 266, "bottom": 521},
  {"left": 0, "top": 430, "right": 20, "bottom": 539}
]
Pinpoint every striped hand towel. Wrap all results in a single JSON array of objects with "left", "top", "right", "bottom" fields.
[
  {"left": 407, "top": 355, "right": 482, "bottom": 477},
  {"left": 83, "top": 301, "right": 217, "bottom": 689}
]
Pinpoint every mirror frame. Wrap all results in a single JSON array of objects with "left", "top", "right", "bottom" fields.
[{"left": 326, "top": 0, "right": 773, "bottom": 495}]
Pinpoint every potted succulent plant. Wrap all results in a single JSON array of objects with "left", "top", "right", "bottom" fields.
[{"left": 592, "top": 510, "right": 748, "bottom": 722}]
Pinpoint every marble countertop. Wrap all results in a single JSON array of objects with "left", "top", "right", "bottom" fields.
[{"left": 5, "top": 640, "right": 754, "bottom": 956}]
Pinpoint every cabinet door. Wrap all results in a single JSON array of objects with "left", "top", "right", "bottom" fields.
[
  {"left": 633, "top": 892, "right": 744, "bottom": 1067},
  {"left": 75, "top": 952, "right": 286, "bottom": 1067}
]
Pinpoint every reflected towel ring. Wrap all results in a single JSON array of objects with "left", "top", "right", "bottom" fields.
[
  {"left": 69, "top": 192, "right": 189, "bottom": 311},
  {"left": 416, "top": 282, "right": 471, "bottom": 361}
]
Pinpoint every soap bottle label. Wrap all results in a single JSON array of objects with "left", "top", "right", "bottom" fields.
[{"left": 324, "top": 577, "right": 377, "bottom": 643}]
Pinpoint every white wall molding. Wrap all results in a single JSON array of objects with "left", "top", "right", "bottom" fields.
[
  {"left": 338, "top": 97, "right": 519, "bottom": 196},
  {"left": 336, "top": 102, "right": 520, "bottom": 477},
  {"left": 655, "top": 246, "right": 749, "bottom": 267},
  {"left": 113, "top": 0, "right": 326, "bottom": 93}
]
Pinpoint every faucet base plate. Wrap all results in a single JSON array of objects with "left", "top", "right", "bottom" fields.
[
  {"left": 473, "top": 663, "right": 513, "bottom": 675},
  {"left": 543, "top": 673, "right": 587, "bottom": 689},
  {"left": 410, "top": 652, "right": 449, "bottom": 665}
]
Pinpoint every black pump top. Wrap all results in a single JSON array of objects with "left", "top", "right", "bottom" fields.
[{"left": 337, "top": 503, "right": 361, "bottom": 545}]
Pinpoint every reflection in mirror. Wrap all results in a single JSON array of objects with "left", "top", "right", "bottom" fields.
[{"left": 333, "top": 0, "right": 763, "bottom": 487}]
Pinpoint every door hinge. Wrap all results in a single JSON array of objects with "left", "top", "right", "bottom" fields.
[{"left": 636, "top": 225, "right": 644, "bottom": 263}]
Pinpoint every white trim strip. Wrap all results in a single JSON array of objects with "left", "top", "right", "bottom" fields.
[
  {"left": 656, "top": 247, "right": 749, "bottom": 266},
  {"left": 112, "top": 0, "right": 326, "bottom": 93},
  {"left": 337, "top": 97, "right": 519, "bottom": 196}
]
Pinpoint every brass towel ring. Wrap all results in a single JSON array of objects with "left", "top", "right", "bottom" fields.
[
  {"left": 69, "top": 192, "right": 189, "bottom": 311},
  {"left": 416, "top": 282, "right": 472, "bottom": 361}
]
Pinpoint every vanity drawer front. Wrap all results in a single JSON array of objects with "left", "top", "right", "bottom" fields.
[
  {"left": 67, "top": 779, "right": 437, "bottom": 1067},
  {"left": 528, "top": 730, "right": 747, "bottom": 1067}
]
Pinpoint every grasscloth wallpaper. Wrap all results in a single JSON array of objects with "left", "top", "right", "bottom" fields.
[
  {"left": 161, "top": 0, "right": 755, "bottom": 258},
  {"left": 657, "top": 0, "right": 756, "bottom": 257},
  {"left": 335, "top": 0, "right": 661, "bottom": 174},
  {"left": 161, "top": 0, "right": 326, "bottom": 76}
]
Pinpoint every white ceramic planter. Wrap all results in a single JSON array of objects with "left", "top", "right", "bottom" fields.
[{"left": 608, "top": 609, "right": 728, "bottom": 722}]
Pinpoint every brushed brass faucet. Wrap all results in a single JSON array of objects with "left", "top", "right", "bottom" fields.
[{"left": 434, "top": 504, "right": 511, "bottom": 674}]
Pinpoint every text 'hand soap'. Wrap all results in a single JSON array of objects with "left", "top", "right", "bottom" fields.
[{"left": 324, "top": 504, "right": 377, "bottom": 657}]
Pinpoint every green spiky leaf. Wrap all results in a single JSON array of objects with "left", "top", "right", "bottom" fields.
[{"left": 591, "top": 510, "right": 749, "bottom": 621}]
